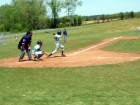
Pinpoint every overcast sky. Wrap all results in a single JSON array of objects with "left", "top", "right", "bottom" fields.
[{"left": 0, "top": 0, "right": 140, "bottom": 16}]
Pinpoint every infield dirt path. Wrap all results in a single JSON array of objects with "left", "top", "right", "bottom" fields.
[{"left": 0, "top": 36, "right": 140, "bottom": 68}]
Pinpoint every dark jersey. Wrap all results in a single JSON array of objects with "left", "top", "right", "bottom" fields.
[
  {"left": 63, "top": 31, "right": 67, "bottom": 36},
  {"left": 57, "top": 31, "right": 62, "bottom": 35},
  {"left": 18, "top": 35, "right": 31, "bottom": 49}
]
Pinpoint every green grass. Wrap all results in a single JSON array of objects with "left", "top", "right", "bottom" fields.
[
  {"left": 1, "top": 60, "right": 140, "bottom": 105},
  {"left": 1, "top": 18, "right": 140, "bottom": 105},
  {"left": 104, "top": 39, "right": 140, "bottom": 53},
  {"left": 1, "top": 18, "right": 140, "bottom": 59}
]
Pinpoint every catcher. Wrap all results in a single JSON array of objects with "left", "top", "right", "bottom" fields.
[{"left": 32, "top": 40, "right": 44, "bottom": 60}]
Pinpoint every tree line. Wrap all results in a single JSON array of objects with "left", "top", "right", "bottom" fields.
[
  {"left": 0, "top": 0, "right": 82, "bottom": 32},
  {"left": 0, "top": 0, "right": 140, "bottom": 32},
  {"left": 83, "top": 11, "right": 140, "bottom": 24}
]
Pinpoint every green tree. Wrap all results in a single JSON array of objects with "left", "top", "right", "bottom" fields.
[
  {"left": 120, "top": 12, "right": 124, "bottom": 20},
  {"left": 63, "top": 0, "right": 82, "bottom": 26},
  {"left": 63, "top": 0, "right": 82, "bottom": 16},
  {"left": 77, "top": 16, "right": 82, "bottom": 25},
  {"left": 100, "top": 14, "right": 105, "bottom": 23},
  {"left": 0, "top": 5, "right": 14, "bottom": 31},
  {"left": 130, "top": 11, "right": 134, "bottom": 18},
  {"left": 11, "top": 0, "right": 46, "bottom": 31},
  {"left": 47, "top": 0, "right": 62, "bottom": 28}
]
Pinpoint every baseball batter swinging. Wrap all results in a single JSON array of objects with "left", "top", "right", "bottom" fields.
[{"left": 48, "top": 33, "right": 66, "bottom": 57}]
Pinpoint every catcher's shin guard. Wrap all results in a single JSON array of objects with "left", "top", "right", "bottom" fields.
[{"left": 37, "top": 54, "right": 44, "bottom": 59}]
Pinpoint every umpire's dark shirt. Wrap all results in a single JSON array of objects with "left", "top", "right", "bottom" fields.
[{"left": 20, "top": 35, "right": 32, "bottom": 49}]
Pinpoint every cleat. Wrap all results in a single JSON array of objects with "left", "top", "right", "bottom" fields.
[
  {"left": 18, "top": 59, "right": 23, "bottom": 62},
  {"left": 62, "top": 54, "right": 66, "bottom": 57},
  {"left": 28, "top": 59, "right": 33, "bottom": 61},
  {"left": 48, "top": 53, "right": 53, "bottom": 58}
]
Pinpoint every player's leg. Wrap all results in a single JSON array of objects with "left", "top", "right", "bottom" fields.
[
  {"left": 26, "top": 49, "right": 32, "bottom": 60},
  {"left": 48, "top": 43, "right": 59, "bottom": 57},
  {"left": 36, "top": 51, "right": 44, "bottom": 59},
  {"left": 37, "top": 54, "right": 44, "bottom": 59},
  {"left": 19, "top": 49, "right": 25, "bottom": 62},
  {"left": 48, "top": 47, "right": 58, "bottom": 57},
  {"left": 32, "top": 49, "right": 38, "bottom": 60},
  {"left": 60, "top": 45, "right": 66, "bottom": 57},
  {"left": 64, "top": 35, "right": 67, "bottom": 43},
  {"left": 33, "top": 54, "right": 37, "bottom": 60}
]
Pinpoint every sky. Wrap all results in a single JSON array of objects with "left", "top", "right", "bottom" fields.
[
  {"left": 0, "top": 0, "right": 140, "bottom": 16},
  {"left": 76, "top": 0, "right": 140, "bottom": 16}
]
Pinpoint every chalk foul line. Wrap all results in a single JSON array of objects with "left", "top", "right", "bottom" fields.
[{"left": 68, "top": 36, "right": 122, "bottom": 56}]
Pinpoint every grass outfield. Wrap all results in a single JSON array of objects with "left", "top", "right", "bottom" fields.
[
  {"left": 1, "top": 18, "right": 140, "bottom": 59},
  {"left": 0, "top": 18, "right": 140, "bottom": 105},
  {"left": 104, "top": 39, "right": 140, "bottom": 53},
  {"left": 0, "top": 61, "right": 140, "bottom": 105}
]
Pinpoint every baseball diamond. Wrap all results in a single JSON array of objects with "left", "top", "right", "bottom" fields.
[{"left": 0, "top": 36, "right": 140, "bottom": 68}]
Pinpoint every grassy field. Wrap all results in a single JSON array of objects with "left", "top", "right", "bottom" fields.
[
  {"left": 0, "top": 61, "right": 140, "bottom": 105},
  {"left": 0, "top": 18, "right": 140, "bottom": 105},
  {"left": 1, "top": 18, "right": 140, "bottom": 59},
  {"left": 104, "top": 39, "right": 140, "bottom": 53}
]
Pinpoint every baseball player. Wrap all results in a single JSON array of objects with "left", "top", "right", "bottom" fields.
[
  {"left": 32, "top": 40, "right": 44, "bottom": 60},
  {"left": 57, "top": 30, "right": 62, "bottom": 35},
  {"left": 63, "top": 29, "right": 68, "bottom": 43},
  {"left": 18, "top": 31, "right": 32, "bottom": 62},
  {"left": 48, "top": 33, "right": 66, "bottom": 57}
]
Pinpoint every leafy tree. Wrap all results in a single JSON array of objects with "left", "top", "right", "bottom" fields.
[
  {"left": 47, "top": 0, "right": 62, "bottom": 28},
  {"left": 0, "top": 5, "right": 14, "bottom": 31},
  {"left": 120, "top": 12, "right": 124, "bottom": 20},
  {"left": 130, "top": 11, "right": 134, "bottom": 18},
  {"left": 100, "top": 15, "right": 105, "bottom": 23},
  {"left": 63, "top": 0, "right": 82, "bottom": 16},
  {"left": 62, "top": 0, "right": 82, "bottom": 26},
  {"left": 0, "top": 0, "right": 51, "bottom": 31},
  {"left": 77, "top": 16, "right": 82, "bottom": 25}
]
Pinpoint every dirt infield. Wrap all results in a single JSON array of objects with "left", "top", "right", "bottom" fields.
[{"left": 0, "top": 36, "right": 140, "bottom": 68}]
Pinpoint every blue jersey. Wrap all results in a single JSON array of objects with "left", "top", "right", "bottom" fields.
[
  {"left": 63, "top": 30, "right": 67, "bottom": 36},
  {"left": 18, "top": 34, "right": 31, "bottom": 49}
]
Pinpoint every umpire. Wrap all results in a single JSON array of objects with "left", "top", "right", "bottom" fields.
[{"left": 18, "top": 31, "right": 33, "bottom": 62}]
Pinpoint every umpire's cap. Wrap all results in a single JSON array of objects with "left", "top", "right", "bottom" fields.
[{"left": 26, "top": 31, "right": 32, "bottom": 36}]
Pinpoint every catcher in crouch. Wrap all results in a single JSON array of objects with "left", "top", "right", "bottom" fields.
[
  {"left": 32, "top": 40, "right": 44, "bottom": 60},
  {"left": 48, "top": 33, "right": 66, "bottom": 57}
]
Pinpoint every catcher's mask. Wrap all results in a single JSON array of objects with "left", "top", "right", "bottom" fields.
[{"left": 37, "top": 40, "right": 42, "bottom": 46}]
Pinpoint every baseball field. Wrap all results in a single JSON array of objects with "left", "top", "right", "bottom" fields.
[{"left": 1, "top": 18, "right": 140, "bottom": 104}]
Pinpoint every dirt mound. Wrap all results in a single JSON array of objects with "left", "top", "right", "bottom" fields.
[{"left": 0, "top": 36, "right": 140, "bottom": 68}]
